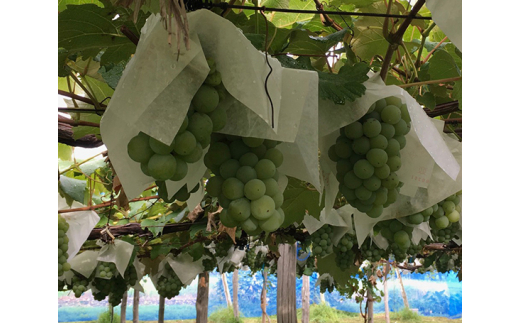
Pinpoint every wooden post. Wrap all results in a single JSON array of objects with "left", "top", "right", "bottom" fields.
[
  {"left": 367, "top": 288, "right": 374, "bottom": 323},
  {"left": 233, "top": 269, "right": 240, "bottom": 318},
  {"left": 120, "top": 291, "right": 127, "bottom": 323},
  {"left": 384, "top": 263, "right": 391, "bottom": 323},
  {"left": 132, "top": 289, "right": 139, "bottom": 323},
  {"left": 261, "top": 268, "right": 271, "bottom": 323},
  {"left": 222, "top": 273, "right": 232, "bottom": 308},
  {"left": 158, "top": 295, "right": 165, "bottom": 323},
  {"left": 276, "top": 243, "right": 297, "bottom": 323},
  {"left": 196, "top": 272, "right": 209, "bottom": 323},
  {"left": 301, "top": 275, "right": 310, "bottom": 323},
  {"left": 396, "top": 268, "right": 409, "bottom": 308}
]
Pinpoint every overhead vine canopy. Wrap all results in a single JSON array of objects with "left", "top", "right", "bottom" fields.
[{"left": 57, "top": 0, "right": 462, "bottom": 310}]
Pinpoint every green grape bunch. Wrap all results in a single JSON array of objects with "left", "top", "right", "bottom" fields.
[
  {"left": 359, "top": 239, "right": 388, "bottom": 263},
  {"left": 310, "top": 224, "right": 334, "bottom": 258},
  {"left": 334, "top": 232, "right": 357, "bottom": 271},
  {"left": 205, "top": 134, "right": 285, "bottom": 235},
  {"left": 91, "top": 261, "right": 129, "bottom": 306},
  {"left": 156, "top": 262, "right": 185, "bottom": 299},
  {"left": 329, "top": 96, "right": 411, "bottom": 218},
  {"left": 58, "top": 214, "right": 71, "bottom": 277},
  {"left": 70, "top": 272, "right": 90, "bottom": 298},
  {"left": 126, "top": 57, "right": 228, "bottom": 185},
  {"left": 375, "top": 219, "right": 413, "bottom": 262}
]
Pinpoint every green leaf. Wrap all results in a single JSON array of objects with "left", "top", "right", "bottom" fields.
[
  {"left": 58, "top": 48, "right": 71, "bottom": 77},
  {"left": 416, "top": 92, "right": 436, "bottom": 111},
  {"left": 79, "top": 158, "right": 107, "bottom": 176},
  {"left": 423, "top": 253, "right": 437, "bottom": 268},
  {"left": 58, "top": 143, "right": 74, "bottom": 161},
  {"left": 281, "top": 177, "right": 324, "bottom": 227},
  {"left": 452, "top": 81, "right": 462, "bottom": 109},
  {"left": 316, "top": 253, "right": 359, "bottom": 287},
  {"left": 58, "top": 0, "right": 104, "bottom": 13},
  {"left": 186, "top": 242, "right": 205, "bottom": 262},
  {"left": 190, "top": 223, "right": 208, "bottom": 239},
  {"left": 141, "top": 219, "right": 165, "bottom": 237},
  {"left": 350, "top": 26, "right": 387, "bottom": 61},
  {"left": 429, "top": 49, "right": 461, "bottom": 80},
  {"left": 261, "top": 0, "right": 290, "bottom": 9},
  {"left": 276, "top": 55, "right": 314, "bottom": 70},
  {"left": 59, "top": 175, "right": 87, "bottom": 203},
  {"left": 244, "top": 34, "right": 266, "bottom": 51},
  {"left": 284, "top": 28, "right": 350, "bottom": 55},
  {"left": 270, "top": 0, "right": 315, "bottom": 29},
  {"left": 150, "top": 244, "right": 173, "bottom": 260},
  {"left": 58, "top": 4, "right": 147, "bottom": 66},
  {"left": 318, "top": 62, "right": 370, "bottom": 104},
  {"left": 98, "top": 61, "right": 126, "bottom": 89}
]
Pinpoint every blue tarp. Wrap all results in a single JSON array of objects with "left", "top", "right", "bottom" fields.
[{"left": 58, "top": 270, "right": 461, "bottom": 322}]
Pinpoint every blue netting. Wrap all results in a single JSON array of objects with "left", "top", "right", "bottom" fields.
[{"left": 58, "top": 270, "right": 461, "bottom": 322}]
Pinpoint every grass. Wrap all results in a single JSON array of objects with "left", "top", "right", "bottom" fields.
[{"left": 65, "top": 304, "right": 462, "bottom": 323}]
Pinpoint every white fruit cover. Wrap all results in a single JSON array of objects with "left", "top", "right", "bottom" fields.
[{"left": 100, "top": 9, "right": 321, "bottom": 203}]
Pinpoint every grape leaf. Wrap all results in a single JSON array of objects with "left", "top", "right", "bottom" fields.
[
  {"left": 58, "top": 143, "right": 74, "bottom": 161},
  {"left": 186, "top": 242, "right": 205, "bottom": 262},
  {"left": 59, "top": 175, "right": 87, "bottom": 203},
  {"left": 270, "top": 0, "right": 315, "bottom": 29},
  {"left": 284, "top": 28, "right": 350, "bottom": 55},
  {"left": 428, "top": 48, "right": 461, "bottom": 80},
  {"left": 151, "top": 244, "right": 173, "bottom": 260},
  {"left": 416, "top": 92, "right": 436, "bottom": 111},
  {"left": 281, "top": 177, "right": 323, "bottom": 227},
  {"left": 261, "top": 0, "right": 290, "bottom": 9},
  {"left": 318, "top": 62, "right": 370, "bottom": 104},
  {"left": 58, "top": 4, "right": 149, "bottom": 66},
  {"left": 98, "top": 61, "right": 126, "bottom": 89},
  {"left": 79, "top": 159, "right": 107, "bottom": 176}
]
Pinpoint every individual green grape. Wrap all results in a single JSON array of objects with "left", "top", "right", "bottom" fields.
[
  {"left": 362, "top": 118, "right": 382, "bottom": 138},
  {"left": 435, "top": 216, "right": 450, "bottom": 229},
  {"left": 173, "top": 131, "right": 197, "bottom": 156},
  {"left": 369, "top": 135, "right": 388, "bottom": 150},
  {"left": 128, "top": 132, "right": 155, "bottom": 163},
  {"left": 149, "top": 137, "right": 175, "bottom": 155},
  {"left": 367, "top": 204, "right": 383, "bottom": 218},
  {"left": 335, "top": 140, "right": 352, "bottom": 159},
  {"left": 393, "top": 119, "right": 409, "bottom": 136},
  {"left": 222, "top": 177, "right": 245, "bottom": 200},
  {"left": 239, "top": 152, "right": 259, "bottom": 167},
  {"left": 381, "top": 105, "right": 402, "bottom": 125},
  {"left": 264, "top": 148, "right": 284, "bottom": 168},
  {"left": 192, "top": 84, "right": 220, "bottom": 113},
  {"left": 387, "top": 156, "right": 402, "bottom": 172},
  {"left": 255, "top": 159, "right": 276, "bottom": 180},
  {"left": 343, "top": 121, "right": 363, "bottom": 139},
  {"left": 363, "top": 175, "right": 382, "bottom": 192},
  {"left": 170, "top": 157, "right": 188, "bottom": 181},
  {"left": 220, "top": 208, "right": 239, "bottom": 227},
  {"left": 228, "top": 198, "right": 251, "bottom": 222},
  {"left": 366, "top": 148, "right": 388, "bottom": 168},
  {"left": 206, "top": 176, "right": 224, "bottom": 197},
  {"left": 355, "top": 186, "right": 372, "bottom": 201},
  {"left": 187, "top": 112, "right": 213, "bottom": 143},
  {"left": 206, "top": 141, "right": 231, "bottom": 167},
  {"left": 208, "top": 105, "right": 227, "bottom": 132},
  {"left": 380, "top": 123, "right": 396, "bottom": 139},
  {"left": 352, "top": 137, "right": 370, "bottom": 155},
  {"left": 262, "top": 178, "right": 279, "bottom": 197},
  {"left": 271, "top": 191, "right": 284, "bottom": 209},
  {"left": 353, "top": 159, "right": 374, "bottom": 180},
  {"left": 394, "top": 135, "right": 407, "bottom": 149},
  {"left": 406, "top": 213, "right": 424, "bottom": 225},
  {"left": 373, "top": 187, "right": 388, "bottom": 206},
  {"left": 241, "top": 217, "right": 260, "bottom": 235},
  {"left": 204, "top": 71, "right": 222, "bottom": 87},
  {"left": 244, "top": 179, "right": 266, "bottom": 201},
  {"left": 374, "top": 164, "right": 391, "bottom": 180},
  {"left": 219, "top": 159, "right": 241, "bottom": 179},
  {"left": 250, "top": 195, "right": 275, "bottom": 220},
  {"left": 258, "top": 209, "right": 284, "bottom": 232},
  {"left": 343, "top": 171, "right": 363, "bottom": 189},
  {"left": 382, "top": 172, "right": 399, "bottom": 189},
  {"left": 250, "top": 144, "right": 267, "bottom": 159},
  {"left": 236, "top": 166, "right": 257, "bottom": 183},
  {"left": 147, "top": 154, "right": 177, "bottom": 181},
  {"left": 393, "top": 230, "right": 410, "bottom": 248},
  {"left": 385, "top": 139, "right": 401, "bottom": 157},
  {"left": 242, "top": 137, "right": 264, "bottom": 148},
  {"left": 229, "top": 140, "right": 250, "bottom": 160},
  {"left": 179, "top": 142, "right": 203, "bottom": 164}
]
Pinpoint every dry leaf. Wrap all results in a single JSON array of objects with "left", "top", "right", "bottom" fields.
[
  {"left": 187, "top": 204, "right": 204, "bottom": 222},
  {"left": 116, "top": 185, "right": 130, "bottom": 210}
]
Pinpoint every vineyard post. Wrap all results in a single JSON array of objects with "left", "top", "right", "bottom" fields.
[
  {"left": 232, "top": 269, "right": 240, "bottom": 318},
  {"left": 120, "top": 291, "right": 127, "bottom": 323},
  {"left": 158, "top": 295, "right": 165, "bottom": 323},
  {"left": 276, "top": 243, "right": 297, "bottom": 323},
  {"left": 132, "top": 289, "right": 139, "bottom": 323},
  {"left": 301, "top": 275, "right": 310, "bottom": 323},
  {"left": 196, "top": 272, "right": 209, "bottom": 323}
]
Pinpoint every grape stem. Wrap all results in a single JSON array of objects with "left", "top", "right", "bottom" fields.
[{"left": 397, "top": 76, "right": 462, "bottom": 88}]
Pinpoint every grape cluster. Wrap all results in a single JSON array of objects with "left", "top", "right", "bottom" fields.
[
  {"left": 359, "top": 239, "right": 387, "bottom": 263},
  {"left": 202, "top": 255, "right": 218, "bottom": 272},
  {"left": 296, "top": 254, "right": 316, "bottom": 277},
  {"left": 156, "top": 181, "right": 200, "bottom": 203},
  {"left": 156, "top": 262, "right": 185, "bottom": 299},
  {"left": 214, "top": 238, "right": 234, "bottom": 258},
  {"left": 127, "top": 58, "right": 228, "bottom": 182},
  {"left": 310, "top": 225, "right": 334, "bottom": 257},
  {"left": 375, "top": 219, "right": 413, "bottom": 261},
  {"left": 330, "top": 96, "right": 411, "bottom": 218},
  {"left": 319, "top": 279, "right": 334, "bottom": 293},
  {"left": 58, "top": 214, "right": 71, "bottom": 277},
  {"left": 205, "top": 135, "right": 285, "bottom": 235},
  {"left": 91, "top": 262, "right": 128, "bottom": 306},
  {"left": 407, "top": 238, "right": 428, "bottom": 258},
  {"left": 70, "top": 272, "right": 90, "bottom": 298},
  {"left": 431, "top": 221, "right": 461, "bottom": 244},
  {"left": 334, "top": 232, "right": 357, "bottom": 271}
]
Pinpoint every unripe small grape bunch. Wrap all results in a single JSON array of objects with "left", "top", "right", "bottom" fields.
[
  {"left": 375, "top": 219, "right": 413, "bottom": 257},
  {"left": 404, "top": 191, "right": 462, "bottom": 229},
  {"left": 334, "top": 232, "right": 356, "bottom": 271},
  {"left": 58, "top": 214, "right": 71, "bottom": 277},
  {"left": 126, "top": 58, "right": 228, "bottom": 184},
  {"left": 204, "top": 134, "right": 285, "bottom": 236},
  {"left": 310, "top": 224, "right": 334, "bottom": 257},
  {"left": 156, "top": 263, "right": 185, "bottom": 299},
  {"left": 329, "top": 96, "right": 411, "bottom": 218}
]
